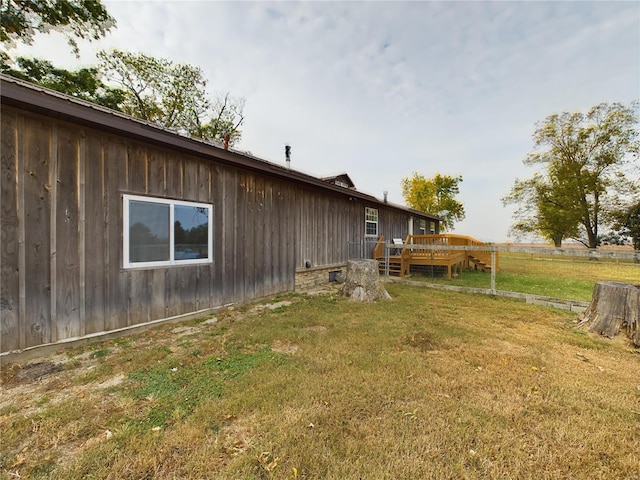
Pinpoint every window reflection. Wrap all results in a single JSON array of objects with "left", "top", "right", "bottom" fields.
[
  {"left": 174, "top": 205, "right": 209, "bottom": 259},
  {"left": 129, "top": 201, "right": 170, "bottom": 262}
]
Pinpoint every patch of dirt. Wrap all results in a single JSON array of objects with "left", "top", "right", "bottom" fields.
[
  {"left": 96, "top": 373, "right": 126, "bottom": 389},
  {"left": 250, "top": 301, "right": 292, "bottom": 313},
  {"left": 171, "top": 326, "right": 201, "bottom": 336},
  {"left": 1, "top": 360, "right": 63, "bottom": 387},
  {"left": 271, "top": 340, "right": 300, "bottom": 355},
  {"left": 0, "top": 291, "right": 339, "bottom": 478},
  {"left": 0, "top": 293, "right": 319, "bottom": 412}
]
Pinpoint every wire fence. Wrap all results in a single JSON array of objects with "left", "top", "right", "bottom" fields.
[
  {"left": 379, "top": 242, "right": 640, "bottom": 311},
  {"left": 347, "top": 240, "right": 381, "bottom": 261}
]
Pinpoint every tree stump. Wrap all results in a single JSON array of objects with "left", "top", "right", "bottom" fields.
[
  {"left": 576, "top": 281, "right": 640, "bottom": 347},
  {"left": 340, "top": 259, "right": 391, "bottom": 302}
]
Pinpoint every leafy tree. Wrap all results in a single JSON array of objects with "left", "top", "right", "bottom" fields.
[
  {"left": 503, "top": 171, "right": 581, "bottom": 246},
  {"left": 401, "top": 172, "right": 465, "bottom": 231},
  {"left": 504, "top": 102, "right": 639, "bottom": 248},
  {"left": 129, "top": 222, "right": 161, "bottom": 245},
  {"left": 98, "top": 49, "right": 245, "bottom": 145},
  {"left": 608, "top": 201, "right": 640, "bottom": 250},
  {"left": 191, "top": 93, "right": 246, "bottom": 146},
  {"left": 0, "top": 0, "right": 115, "bottom": 55},
  {"left": 624, "top": 202, "right": 640, "bottom": 250},
  {"left": 186, "top": 224, "right": 209, "bottom": 245},
  {"left": 1, "top": 55, "right": 125, "bottom": 109},
  {"left": 174, "top": 221, "right": 186, "bottom": 245}
]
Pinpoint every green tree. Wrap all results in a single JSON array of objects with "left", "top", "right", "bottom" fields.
[
  {"left": 609, "top": 201, "right": 640, "bottom": 250},
  {"left": 174, "top": 221, "right": 186, "bottom": 245},
  {"left": 401, "top": 172, "right": 465, "bottom": 231},
  {"left": 98, "top": 49, "right": 245, "bottom": 145},
  {"left": 504, "top": 102, "right": 639, "bottom": 248},
  {"left": 0, "top": 0, "right": 115, "bottom": 55},
  {"left": 1, "top": 55, "right": 125, "bottom": 109},
  {"left": 503, "top": 171, "right": 581, "bottom": 247},
  {"left": 625, "top": 202, "right": 640, "bottom": 250},
  {"left": 191, "top": 93, "right": 246, "bottom": 146}
]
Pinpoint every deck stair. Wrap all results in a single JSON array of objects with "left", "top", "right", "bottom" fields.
[
  {"left": 468, "top": 254, "right": 490, "bottom": 272},
  {"left": 373, "top": 234, "right": 498, "bottom": 279},
  {"left": 384, "top": 259, "right": 403, "bottom": 276}
]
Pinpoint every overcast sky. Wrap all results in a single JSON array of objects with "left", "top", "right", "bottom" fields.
[{"left": 9, "top": 0, "right": 640, "bottom": 242}]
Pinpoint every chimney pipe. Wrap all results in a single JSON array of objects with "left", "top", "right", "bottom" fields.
[
  {"left": 285, "top": 144, "right": 291, "bottom": 169},
  {"left": 223, "top": 134, "right": 230, "bottom": 150},
  {"left": 383, "top": 190, "right": 388, "bottom": 203}
]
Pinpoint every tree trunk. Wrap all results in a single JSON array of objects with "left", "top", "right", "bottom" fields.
[
  {"left": 576, "top": 281, "right": 640, "bottom": 347},
  {"left": 340, "top": 259, "right": 391, "bottom": 302}
]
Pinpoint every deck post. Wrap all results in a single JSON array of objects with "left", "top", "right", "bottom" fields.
[{"left": 490, "top": 250, "right": 497, "bottom": 294}]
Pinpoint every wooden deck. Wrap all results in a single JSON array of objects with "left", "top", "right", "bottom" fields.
[{"left": 373, "top": 234, "right": 498, "bottom": 279}]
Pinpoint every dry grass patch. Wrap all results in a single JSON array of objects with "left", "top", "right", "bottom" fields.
[{"left": 1, "top": 286, "right": 639, "bottom": 479}]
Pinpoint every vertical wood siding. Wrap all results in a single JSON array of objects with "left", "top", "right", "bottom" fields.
[
  {"left": 1, "top": 105, "right": 429, "bottom": 353},
  {"left": 1, "top": 112, "right": 19, "bottom": 351},
  {"left": 0, "top": 107, "right": 299, "bottom": 352},
  {"left": 23, "top": 115, "right": 52, "bottom": 348},
  {"left": 293, "top": 193, "right": 415, "bottom": 268}
]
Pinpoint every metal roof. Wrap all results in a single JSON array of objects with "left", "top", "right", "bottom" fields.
[{"left": 0, "top": 74, "right": 439, "bottom": 221}]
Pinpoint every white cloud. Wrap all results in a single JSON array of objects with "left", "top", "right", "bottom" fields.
[{"left": 6, "top": 0, "right": 639, "bottom": 242}]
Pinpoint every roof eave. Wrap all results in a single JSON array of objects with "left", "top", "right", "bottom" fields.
[{"left": 0, "top": 75, "right": 438, "bottom": 220}]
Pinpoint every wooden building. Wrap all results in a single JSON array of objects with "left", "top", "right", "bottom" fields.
[{"left": 0, "top": 75, "right": 439, "bottom": 358}]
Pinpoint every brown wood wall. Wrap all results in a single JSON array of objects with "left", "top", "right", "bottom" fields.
[
  {"left": 293, "top": 190, "right": 423, "bottom": 266},
  {"left": 0, "top": 108, "right": 298, "bottom": 352},
  {"left": 1, "top": 106, "right": 434, "bottom": 353}
]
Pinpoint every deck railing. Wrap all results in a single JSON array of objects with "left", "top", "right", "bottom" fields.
[
  {"left": 374, "top": 234, "right": 499, "bottom": 280},
  {"left": 404, "top": 234, "right": 498, "bottom": 271}
]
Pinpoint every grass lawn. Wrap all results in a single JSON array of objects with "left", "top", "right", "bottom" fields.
[
  {"left": 1, "top": 284, "right": 639, "bottom": 479},
  {"left": 410, "top": 252, "right": 640, "bottom": 301}
]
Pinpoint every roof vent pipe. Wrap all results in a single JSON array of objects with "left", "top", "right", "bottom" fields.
[
  {"left": 383, "top": 190, "right": 388, "bottom": 203},
  {"left": 285, "top": 144, "right": 291, "bottom": 169},
  {"left": 223, "top": 134, "right": 230, "bottom": 150}
]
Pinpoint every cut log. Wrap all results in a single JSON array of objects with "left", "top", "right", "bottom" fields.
[
  {"left": 576, "top": 281, "right": 640, "bottom": 347},
  {"left": 340, "top": 259, "right": 391, "bottom": 302}
]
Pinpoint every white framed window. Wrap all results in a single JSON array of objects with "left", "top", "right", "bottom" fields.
[
  {"left": 430, "top": 221, "right": 436, "bottom": 234},
  {"left": 365, "top": 207, "right": 378, "bottom": 236},
  {"left": 123, "top": 194, "right": 213, "bottom": 268},
  {"left": 419, "top": 219, "right": 426, "bottom": 234}
]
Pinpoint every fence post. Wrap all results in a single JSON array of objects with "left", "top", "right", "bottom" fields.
[
  {"left": 490, "top": 250, "right": 496, "bottom": 295},
  {"left": 384, "top": 242, "right": 390, "bottom": 278}
]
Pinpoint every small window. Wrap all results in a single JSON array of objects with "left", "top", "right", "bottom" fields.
[
  {"left": 365, "top": 207, "right": 378, "bottom": 236},
  {"left": 430, "top": 221, "right": 436, "bottom": 234},
  {"left": 123, "top": 194, "right": 212, "bottom": 268},
  {"left": 419, "top": 219, "right": 426, "bottom": 234}
]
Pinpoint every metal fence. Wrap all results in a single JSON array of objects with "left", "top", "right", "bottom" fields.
[{"left": 347, "top": 240, "right": 381, "bottom": 261}]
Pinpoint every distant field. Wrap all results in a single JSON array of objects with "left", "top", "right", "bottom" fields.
[
  {"left": 1, "top": 285, "right": 639, "bottom": 479},
  {"left": 410, "top": 251, "right": 640, "bottom": 301}
]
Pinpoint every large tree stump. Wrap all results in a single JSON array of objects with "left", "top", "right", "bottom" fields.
[
  {"left": 340, "top": 259, "right": 391, "bottom": 302},
  {"left": 576, "top": 281, "right": 640, "bottom": 347}
]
